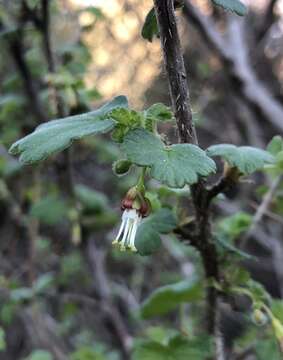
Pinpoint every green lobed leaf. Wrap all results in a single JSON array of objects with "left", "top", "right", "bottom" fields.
[
  {"left": 211, "top": 0, "right": 247, "bottom": 16},
  {"left": 9, "top": 96, "right": 128, "bottom": 164},
  {"left": 135, "top": 208, "right": 177, "bottom": 256},
  {"left": 123, "top": 129, "right": 216, "bottom": 188},
  {"left": 207, "top": 144, "right": 274, "bottom": 175},
  {"left": 145, "top": 103, "right": 173, "bottom": 122},
  {"left": 141, "top": 7, "right": 159, "bottom": 42},
  {"left": 140, "top": 277, "right": 203, "bottom": 318},
  {"left": 133, "top": 335, "right": 211, "bottom": 360}
]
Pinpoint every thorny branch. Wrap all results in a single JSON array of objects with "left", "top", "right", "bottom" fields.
[
  {"left": 153, "top": 1, "right": 229, "bottom": 358},
  {"left": 153, "top": 0, "right": 197, "bottom": 145}
]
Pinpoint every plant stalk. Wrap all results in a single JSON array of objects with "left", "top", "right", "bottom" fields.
[{"left": 153, "top": 0, "right": 224, "bottom": 357}]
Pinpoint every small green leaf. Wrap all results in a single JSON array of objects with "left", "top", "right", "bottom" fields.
[
  {"left": 82, "top": 6, "right": 105, "bottom": 19},
  {"left": 123, "top": 129, "right": 216, "bottom": 188},
  {"left": 135, "top": 225, "right": 161, "bottom": 256},
  {"left": 211, "top": 0, "right": 247, "bottom": 16},
  {"left": 247, "top": 279, "right": 271, "bottom": 304},
  {"left": 133, "top": 335, "right": 211, "bottom": 360},
  {"left": 207, "top": 144, "right": 274, "bottom": 175},
  {"left": 145, "top": 103, "right": 173, "bottom": 122},
  {"left": 146, "top": 208, "right": 177, "bottom": 233},
  {"left": 144, "top": 103, "right": 174, "bottom": 131},
  {"left": 112, "top": 159, "right": 132, "bottom": 176},
  {"left": 9, "top": 96, "right": 128, "bottom": 164},
  {"left": 266, "top": 135, "right": 283, "bottom": 175},
  {"left": 109, "top": 108, "right": 144, "bottom": 142},
  {"left": 10, "top": 287, "right": 34, "bottom": 303},
  {"left": 109, "top": 108, "right": 143, "bottom": 126},
  {"left": 140, "top": 277, "right": 203, "bottom": 318},
  {"left": 218, "top": 212, "right": 252, "bottom": 238},
  {"left": 25, "top": 350, "right": 54, "bottom": 360},
  {"left": 135, "top": 208, "right": 177, "bottom": 256},
  {"left": 33, "top": 273, "right": 54, "bottom": 294},
  {"left": 141, "top": 7, "right": 159, "bottom": 42},
  {"left": 267, "top": 135, "right": 283, "bottom": 156},
  {"left": 216, "top": 235, "right": 254, "bottom": 260}
]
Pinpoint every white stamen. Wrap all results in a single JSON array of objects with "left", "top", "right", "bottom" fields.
[{"left": 113, "top": 209, "right": 141, "bottom": 252}]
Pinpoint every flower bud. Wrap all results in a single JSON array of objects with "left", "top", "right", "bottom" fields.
[{"left": 113, "top": 159, "right": 132, "bottom": 176}]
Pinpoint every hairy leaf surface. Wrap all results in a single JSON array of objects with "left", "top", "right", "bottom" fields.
[
  {"left": 207, "top": 144, "right": 274, "bottom": 174},
  {"left": 9, "top": 96, "right": 128, "bottom": 164},
  {"left": 123, "top": 129, "right": 216, "bottom": 188}
]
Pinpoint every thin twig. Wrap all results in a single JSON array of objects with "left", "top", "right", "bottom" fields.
[
  {"left": 183, "top": 1, "right": 283, "bottom": 134},
  {"left": 87, "top": 238, "right": 132, "bottom": 358},
  {"left": 240, "top": 174, "right": 283, "bottom": 249}
]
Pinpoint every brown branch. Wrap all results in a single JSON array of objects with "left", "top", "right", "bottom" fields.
[
  {"left": 34, "top": 0, "right": 75, "bottom": 199},
  {"left": 153, "top": 1, "right": 224, "bottom": 357},
  {"left": 7, "top": 35, "right": 47, "bottom": 124},
  {"left": 40, "top": 0, "right": 66, "bottom": 117},
  {"left": 153, "top": 0, "right": 197, "bottom": 145}
]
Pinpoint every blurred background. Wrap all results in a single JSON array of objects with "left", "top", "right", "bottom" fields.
[{"left": 0, "top": 0, "right": 283, "bottom": 359}]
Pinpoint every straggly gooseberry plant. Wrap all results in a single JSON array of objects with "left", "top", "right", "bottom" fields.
[{"left": 9, "top": 0, "right": 283, "bottom": 358}]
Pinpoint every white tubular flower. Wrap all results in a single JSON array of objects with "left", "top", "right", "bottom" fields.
[{"left": 113, "top": 209, "right": 142, "bottom": 252}]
